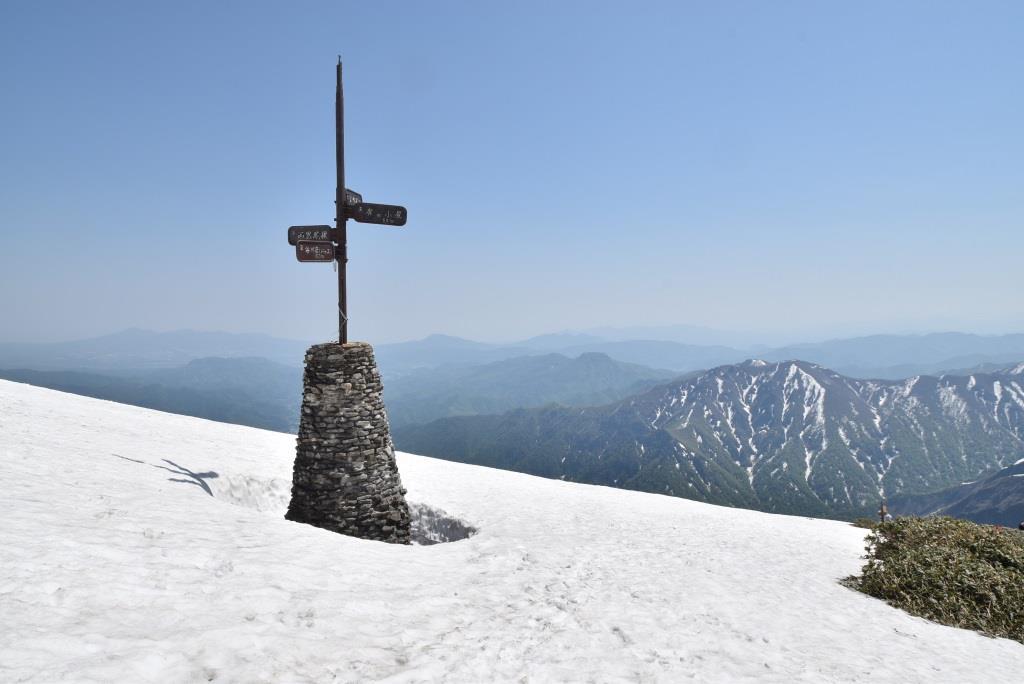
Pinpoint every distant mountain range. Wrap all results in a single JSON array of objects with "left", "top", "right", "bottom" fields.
[
  {"left": 0, "top": 358, "right": 302, "bottom": 433},
  {"left": 384, "top": 352, "right": 680, "bottom": 427},
  {"left": 6, "top": 328, "right": 1024, "bottom": 382},
  {"left": 376, "top": 331, "right": 1024, "bottom": 380},
  {"left": 373, "top": 335, "right": 533, "bottom": 376},
  {"left": 759, "top": 333, "right": 1024, "bottom": 379},
  {"left": 372, "top": 334, "right": 746, "bottom": 377},
  {"left": 0, "top": 329, "right": 311, "bottom": 370},
  {"left": 395, "top": 361, "right": 1024, "bottom": 520}
]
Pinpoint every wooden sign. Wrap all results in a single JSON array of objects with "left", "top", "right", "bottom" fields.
[
  {"left": 295, "top": 240, "right": 335, "bottom": 262},
  {"left": 344, "top": 189, "right": 363, "bottom": 207},
  {"left": 347, "top": 203, "right": 407, "bottom": 226},
  {"left": 288, "top": 225, "right": 333, "bottom": 246}
]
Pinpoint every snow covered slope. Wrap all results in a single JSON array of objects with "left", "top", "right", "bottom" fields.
[{"left": 1, "top": 380, "right": 1021, "bottom": 682}]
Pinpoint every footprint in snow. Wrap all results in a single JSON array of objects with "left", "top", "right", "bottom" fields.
[{"left": 612, "top": 625, "right": 633, "bottom": 645}]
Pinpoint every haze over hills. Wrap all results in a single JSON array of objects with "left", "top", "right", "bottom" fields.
[
  {"left": 354, "top": 331, "right": 1024, "bottom": 381},
  {"left": 384, "top": 352, "right": 680, "bottom": 428},
  {"left": 395, "top": 361, "right": 1024, "bottom": 521},
  {"left": 372, "top": 334, "right": 533, "bottom": 376},
  {"left": 0, "top": 329, "right": 311, "bottom": 370},
  {"left": 0, "top": 358, "right": 303, "bottom": 433},
  {"left": 408, "top": 330, "right": 1024, "bottom": 380},
  {"left": 574, "top": 323, "right": 787, "bottom": 348},
  {"left": 761, "top": 333, "right": 1024, "bottom": 379},
  {"left": 512, "top": 332, "right": 609, "bottom": 350},
  {"left": 6, "top": 328, "right": 1024, "bottom": 381}
]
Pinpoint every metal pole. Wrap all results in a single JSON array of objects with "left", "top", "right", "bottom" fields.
[{"left": 336, "top": 57, "right": 348, "bottom": 344}]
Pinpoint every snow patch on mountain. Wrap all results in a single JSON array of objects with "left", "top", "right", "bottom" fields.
[{"left": 937, "top": 384, "right": 969, "bottom": 424}]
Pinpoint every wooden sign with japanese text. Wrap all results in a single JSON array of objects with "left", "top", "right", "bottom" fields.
[
  {"left": 288, "top": 225, "right": 334, "bottom": 246},
  {"left": 295, "top": 240, "right": 335, "bottom": 262},
  {"left": 347, "top": 203, "right": 407, "bottom": 227}
]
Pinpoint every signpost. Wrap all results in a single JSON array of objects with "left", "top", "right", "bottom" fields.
[{"left": 286, "top": 58, "right": 408, "bottom": 343}]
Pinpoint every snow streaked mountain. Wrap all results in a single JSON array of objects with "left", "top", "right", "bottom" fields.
[
  {"left": 2, "top": 380, "right": 1022, "bottom": 681},
  {"left": 397, "top": 361, "right": 1024, "bottom": 519}
]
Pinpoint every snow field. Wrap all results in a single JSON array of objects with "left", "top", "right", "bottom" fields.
[{"left": 1, "top": 380, "right": 1022, "bottom": 682}]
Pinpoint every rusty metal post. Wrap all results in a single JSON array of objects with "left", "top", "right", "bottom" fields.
[{"left": 336, "top": 57, "right": 348, "bottom": 343}]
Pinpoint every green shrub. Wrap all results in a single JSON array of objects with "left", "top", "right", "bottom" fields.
[{"left": 844, "top": 516, "right": 1024, "bottom": 644}]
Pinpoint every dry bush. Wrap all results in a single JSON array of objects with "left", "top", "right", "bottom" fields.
[{"left": 844, "top": 517, "right": 1024, "bottom": 644}]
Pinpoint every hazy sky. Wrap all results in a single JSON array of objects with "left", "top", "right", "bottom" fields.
[{"left": 2, "top": 1, "right": 1022, "bottom": 344}]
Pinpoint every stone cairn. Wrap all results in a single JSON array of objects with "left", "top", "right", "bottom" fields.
[{"left": 286, "top": 342, "right": 411, "bottom": 544}]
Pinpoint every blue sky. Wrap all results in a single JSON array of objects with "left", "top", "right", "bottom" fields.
[{"left": 1, "top": 1, "right": 1022, "bottom": 344}]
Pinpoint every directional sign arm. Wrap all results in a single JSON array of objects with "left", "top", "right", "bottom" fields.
[
  {"left": 287, "top": 225, "right": 334, "bottom": 246},
  {"left": 295, "top": 240, "right": 335, "bottom": 262},
  {"left": 346, "top": 203, "right": 407, "bottom": 226}
]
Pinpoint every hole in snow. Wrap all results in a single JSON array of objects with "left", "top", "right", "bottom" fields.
[
  {"left": 115, "top": 454, "right": 479, "bottom": 545},
  {"left": 408, "top": 502, "right": 477, "bottom": 545}
]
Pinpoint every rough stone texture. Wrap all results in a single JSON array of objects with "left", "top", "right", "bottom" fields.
[{"left": 285, "top": 342, "right": 411, "bottom": 544}]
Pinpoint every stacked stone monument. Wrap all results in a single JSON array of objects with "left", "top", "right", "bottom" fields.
[{"left": 286, "top": 342, "right": 411, "bottom": 544}]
